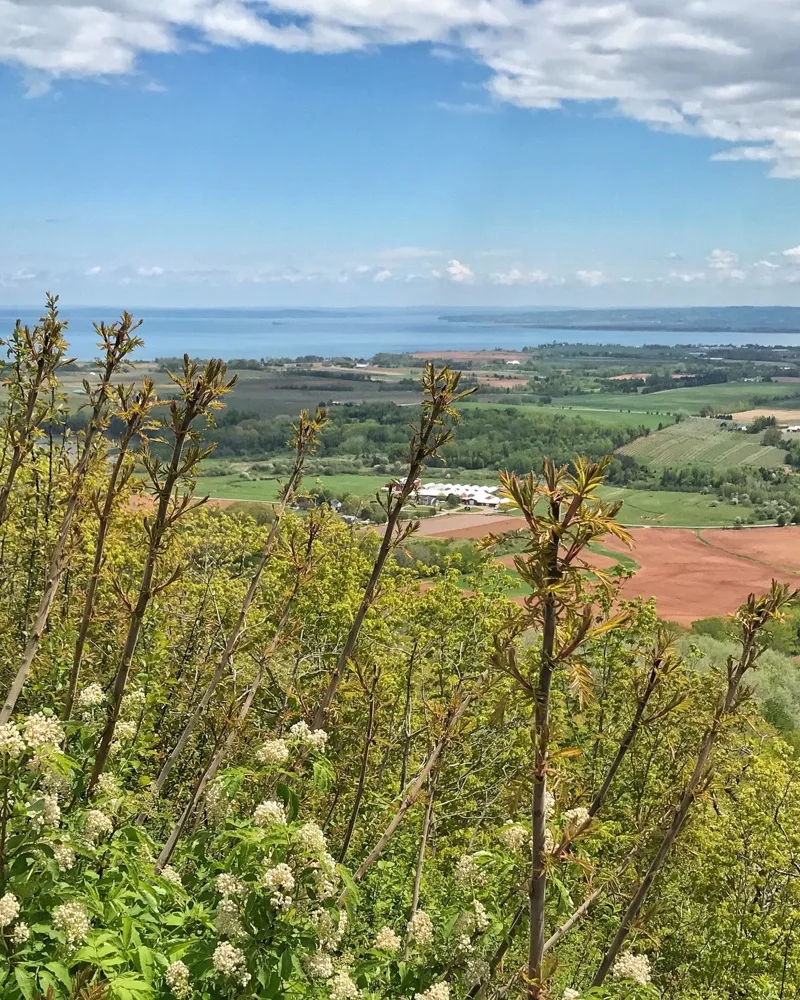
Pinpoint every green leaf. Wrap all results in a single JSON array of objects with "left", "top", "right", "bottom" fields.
[
  {"left": 15, "top": 968, "right": 35, "bottom": 1000},
  {"left": 44, "top": 962, "right": 72, "bottom": 989}
]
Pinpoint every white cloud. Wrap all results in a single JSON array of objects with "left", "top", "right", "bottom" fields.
[
  {"left": 376, "top": 247, "right": 440, "bottom": 261},
  {"left": 85, "top": 265, "right": 102, "bottom": 276},
  {"left": 783, "top": 246, "right": 800, "bottom": 263},
  {"left": 8, "top": 2, "right": 800, "bottom": 177},
  {"left": 372, "top": 268, "right": 393, "bottom": 282},
  {"left": 446, "top": 258, "right": 474, "bottom": 284},
  {"left": 490, "top": 268, "right": 552, "bottom": 286},
  {"left": 754, "top": 259, "right": 780, "bottom": 270},
  {"left": 576, "top": 269, "right": 607, "bottom": 287},
  {"left": 435, "top": 101, "right": 495, "bottom": 114},
  {"left": 669, "top": 270, "right": 706, "bottom": 283},
  {"left": 707, "top": 249, "right": 739, "bottom": 270},
  {"left": 136, "top": 265, "right": 164, "bottom": 277}
]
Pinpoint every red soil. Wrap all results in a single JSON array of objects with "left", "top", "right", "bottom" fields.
[{"left": 416, "top": 513, "right": 800, "bottom": 625}]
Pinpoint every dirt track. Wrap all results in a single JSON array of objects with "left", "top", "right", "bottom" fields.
[{"left": 417, "top": 513, "right": 800, "bottom": 625}]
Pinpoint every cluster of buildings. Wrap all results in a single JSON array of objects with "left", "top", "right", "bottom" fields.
[{"left": 414, "top": 482, "right": 505, "bottom": 508}]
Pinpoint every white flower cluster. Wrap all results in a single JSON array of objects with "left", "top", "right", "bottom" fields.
[
  {"left": 165, "top": 960, "right": 192, "bottom": 999},
  {"left": 464, "top": 956, "right": 489, "bottom": 984},
  {"left": 289, "top": 720, "right": 329, "bottom": 751},
  {"left": 215, "top": 898, "right": 245, "bottom": 938},
  {"left": 76, "top": 683, "right": 105, "bottom": 712},
  {"left": 216, "top": 873, "right": 247, "bottom": 898},
  {"left": 563, "top": 990, "right": 581, "bottom": 1000},
  {"left": 329, "top": 968, "right": 359, "bottom": 1000},
  {"left": 115, "top": 720, "right": 137, "bottom": 742},
  {"left": 84, "top": 809, "right": 113, "bottom": 841},
  {"left": 309, "top": 851, "right": 339, "bottom": 899},
  {"left": 305, "top": 950, "right": 334, "bottom": 980},
  {"left": 472, "top": 899, "right": 489, "bottom": 933},
  {"left": 407, "top": 909, "right": 434, "bottom": 948},
  {"left": 94, "top": 772, "right": 119, "bottom": 799},
  {"left": 454, "top": 932, "right": 473, "bottom": 956},
  {"left": 212, "top": 941, "right": 250, "bottom": 986},
  {"left": 23, "top": 713, "right": 64, "bottom": 750},
  {"left": 374, "top": 926, "right": 401, "bottom": 952},
  {"left": 263, "top": 862, "right": 295, "bottom": 910},
  {"left": 53, "top": 843, "right": 76, "bottom": 871},
  {"left": 42, "top": 769, "right": 69, "bottom": 796},
  {"left": 499, "top": 824, "right": 528, "bottom": 852},
  {"left": 294, "top": 820, "right": 327, "bottom": 855},
  {"left": 313, "top": 907, "right": 348, "bottom": 950},
  {"left": 53, "top": 901, "right": 91, "bottom": 947},
  {"left": 417, "top": 982, "right": 450, "bottom": 1000},
  {"left": 121, "top": 688, "right": 146, "bottom": 715},
  {"left": 563, "top": 807, "right": 591, "bottom": 839},
  {"left": 253, "top": 799, "right": 286, "bottom": 827},
  {"left": 0, "top": 722, "right": 25, "bottom": 758},
  {"left": 205, "top": 780, "right": 229, "bottom": 822},
  {"left": 161, "top": 866, "right": 183, "bottom": 888},
  {"left": 257, "top": 738, "right": 290, "bottom": 765},
  {"left": 454, "top": 854, "right": 487, "bottom": 890},
  {"left": 11, "top": 922, "right": 30, "bottom": 945},
  {"left": 33, "top": 793, "right": 61, "bottom": 829},
  {"left": 612, "top": 951, "right": 651, "bottom": 986},
  {"left": 0, "top": 893, "right": 20, "bottom": 927},
  {"left": 545, "top": 791, "right": 555, "bottom": 817}
]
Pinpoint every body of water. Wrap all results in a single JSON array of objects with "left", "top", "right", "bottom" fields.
[{"left": 4, "top": 306, "right": 800, "bottom": 359}]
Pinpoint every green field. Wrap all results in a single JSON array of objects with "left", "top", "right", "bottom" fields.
[
  {"left": 196, "top": 473, "right": 392, "bottom": 502},
  {"left": 548, "top": 381, "right": 800, "bottom": 415},
  {"left": 619, "top": 418, "right": 787, "bottom": 469},
  {"left": 597, "top": 485, "right": 743, "bottom": 526},
  {"left": 461, "top": 399, "right": 668, "bottom": 429}
]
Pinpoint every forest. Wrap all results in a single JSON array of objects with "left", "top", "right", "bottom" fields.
[{"left": 2, "top": 299, "right": 800, "bottom": 1000}]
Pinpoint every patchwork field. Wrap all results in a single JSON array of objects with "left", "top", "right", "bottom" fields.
[
  {"left": 548, "top": 381, "right": 800, "bottom": 415},
  {"left": 618, "top": 418, "right": 787, "bottom": 468},
  {"left": 196, "top": 473, "right": 391, "bottom": 502}
]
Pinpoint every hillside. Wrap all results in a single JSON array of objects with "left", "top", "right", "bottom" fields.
[{"left": 618, "top": 417, "right": 787, "bottom": 468}]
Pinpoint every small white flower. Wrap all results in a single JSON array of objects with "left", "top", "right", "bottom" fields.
[
  {"left": 499, "top": 824, "right": 528, "bottom": 852},
  {"left": 84, "top": 809, "right": 113, "bottom": 841},
  {"left": 114, "top": 720, "right": 136, "bottom": 742},
  {"left": 294, "top": 820, "right": 327, "bottom": 855},
  {"left": 94, "top": 772, "right": 119, "bottom": 799},
  {"left": 215, "top": 873, "right": 247, "bottom": 898},
  {"left": 76, "top": 683, "right": 105, "bottom": 711},
  {"left": 11, "top": 921, "right": 30, "bottom": 945},
  {"left": 165, "top": 960, "right": 192, "bottom": 999},
  {"left": 374, "top": 926, "right": 401, "bottom": 952},
  {"left": 454, "top": 854, "right": 487, "bottom": 890},
  {"left": 0, "top": 893, "right": 20, "bottom": 928},
  {"left": 121, "top": 688, "right": 146, "bottom": 715},
  {"left": 563, "top": 807, "right": 591, "bottom": 839},
  {"left": 0, "top": 722, "right": 25, "bottom": 759},
  {"left": 464, "top": 956, "right": 489, "bottom": 984},
  {"left": 205, "top": 780, "right": 229, "bottom": 821},
  {"left": 212, "top": 941, "right": 250, "bottom": 986},
  {"left": 289, "top": 720, "right": 329, "bottom": 750},
  {"left": 262, "top": 863, "right": 295, "bottom": 910},
  {"left": 23, "top": 713, "right": 64, "bottom": 751},
  {"left": 305, "top": 951, "right": 334, "bottom": 980},
  {"left": 407, "top": 909, "right": 434, "bottom": 948},
  {"left": 329, "top": 968, "right": 359, "bottom": 1000},
  {"left": 161, "top": 866, "right": 183, "bottom": 888},
  {"left": 257, "top": 738, "right": 290, "bottom": 765},
  {"left": 53, "top": 843, "right": 76, "bottom": 870},
  {"left": 215, "top": 897, "right": 245, "bottom": 938},
  {"left": 32, "top": 793, "right": 61, "bottom": 829},
  {"left": 417, "top": 982, "right": 450, "bottom": 1000},
  {"left": 313, "top": 907, "right": 348, "bottom": 950},
  {"left": 253, "top": 799, "right": 286, "bottom": 827},
  {"left": 612, "top": 951, "right": 651, "bottom": 986},
  {"left": 52, "top": 901, "right": 90, "bottom": 947},
  {"left": 562, "top": 990, "right": 581, "bottom": 1000},
  {"left": 472, "top": 899, "right": 489, "bottom": 933}
]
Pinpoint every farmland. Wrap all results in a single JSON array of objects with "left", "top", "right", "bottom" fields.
[
  {"left": 548, "top": 381, "right": 800, "bottom": 415},
  {"left": 618, "top": 418, "right": 787, "bottom": 468},
  {"left": 195, "top": 472, "right": 392, "bottom": 503}
]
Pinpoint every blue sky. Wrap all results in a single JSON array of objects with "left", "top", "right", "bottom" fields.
[{"left": 3, "top": 0, "right": 800, "bottom": 307}]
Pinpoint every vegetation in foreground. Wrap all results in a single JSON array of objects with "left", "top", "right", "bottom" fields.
[{"left": 3, "top": 301, "right": 800, "bottom": 1000}]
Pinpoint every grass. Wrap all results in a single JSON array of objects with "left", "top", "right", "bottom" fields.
[
  {"left": 196, "top": 473, "right": 392, "bottom": 502},
  {"left": 461, "top": 400, "right": 668, "bottom": 430},
  {"left": 597, "top": 485, "right": 744, "bottom": 526},
  {"left": 587, "top": 540, "right": 640, "bottom": 571},
  {"left": 619, "top": 418, "right": 787, "bottom": 469},
  {"left": 548, "top": 381, "right": 800, "bottom": 415}
]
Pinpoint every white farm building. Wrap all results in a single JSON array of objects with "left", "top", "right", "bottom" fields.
[{"left": 415, "top": 482, "right": 504, "bottom": 508}]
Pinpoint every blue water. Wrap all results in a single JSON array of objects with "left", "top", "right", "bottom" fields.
[{"left": 3, "top": 306, "right": 800, "bottom": 360}]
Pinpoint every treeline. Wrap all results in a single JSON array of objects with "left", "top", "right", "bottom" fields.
[{"left": 199, "top": 401, "right": 651, "bottom": 471}]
